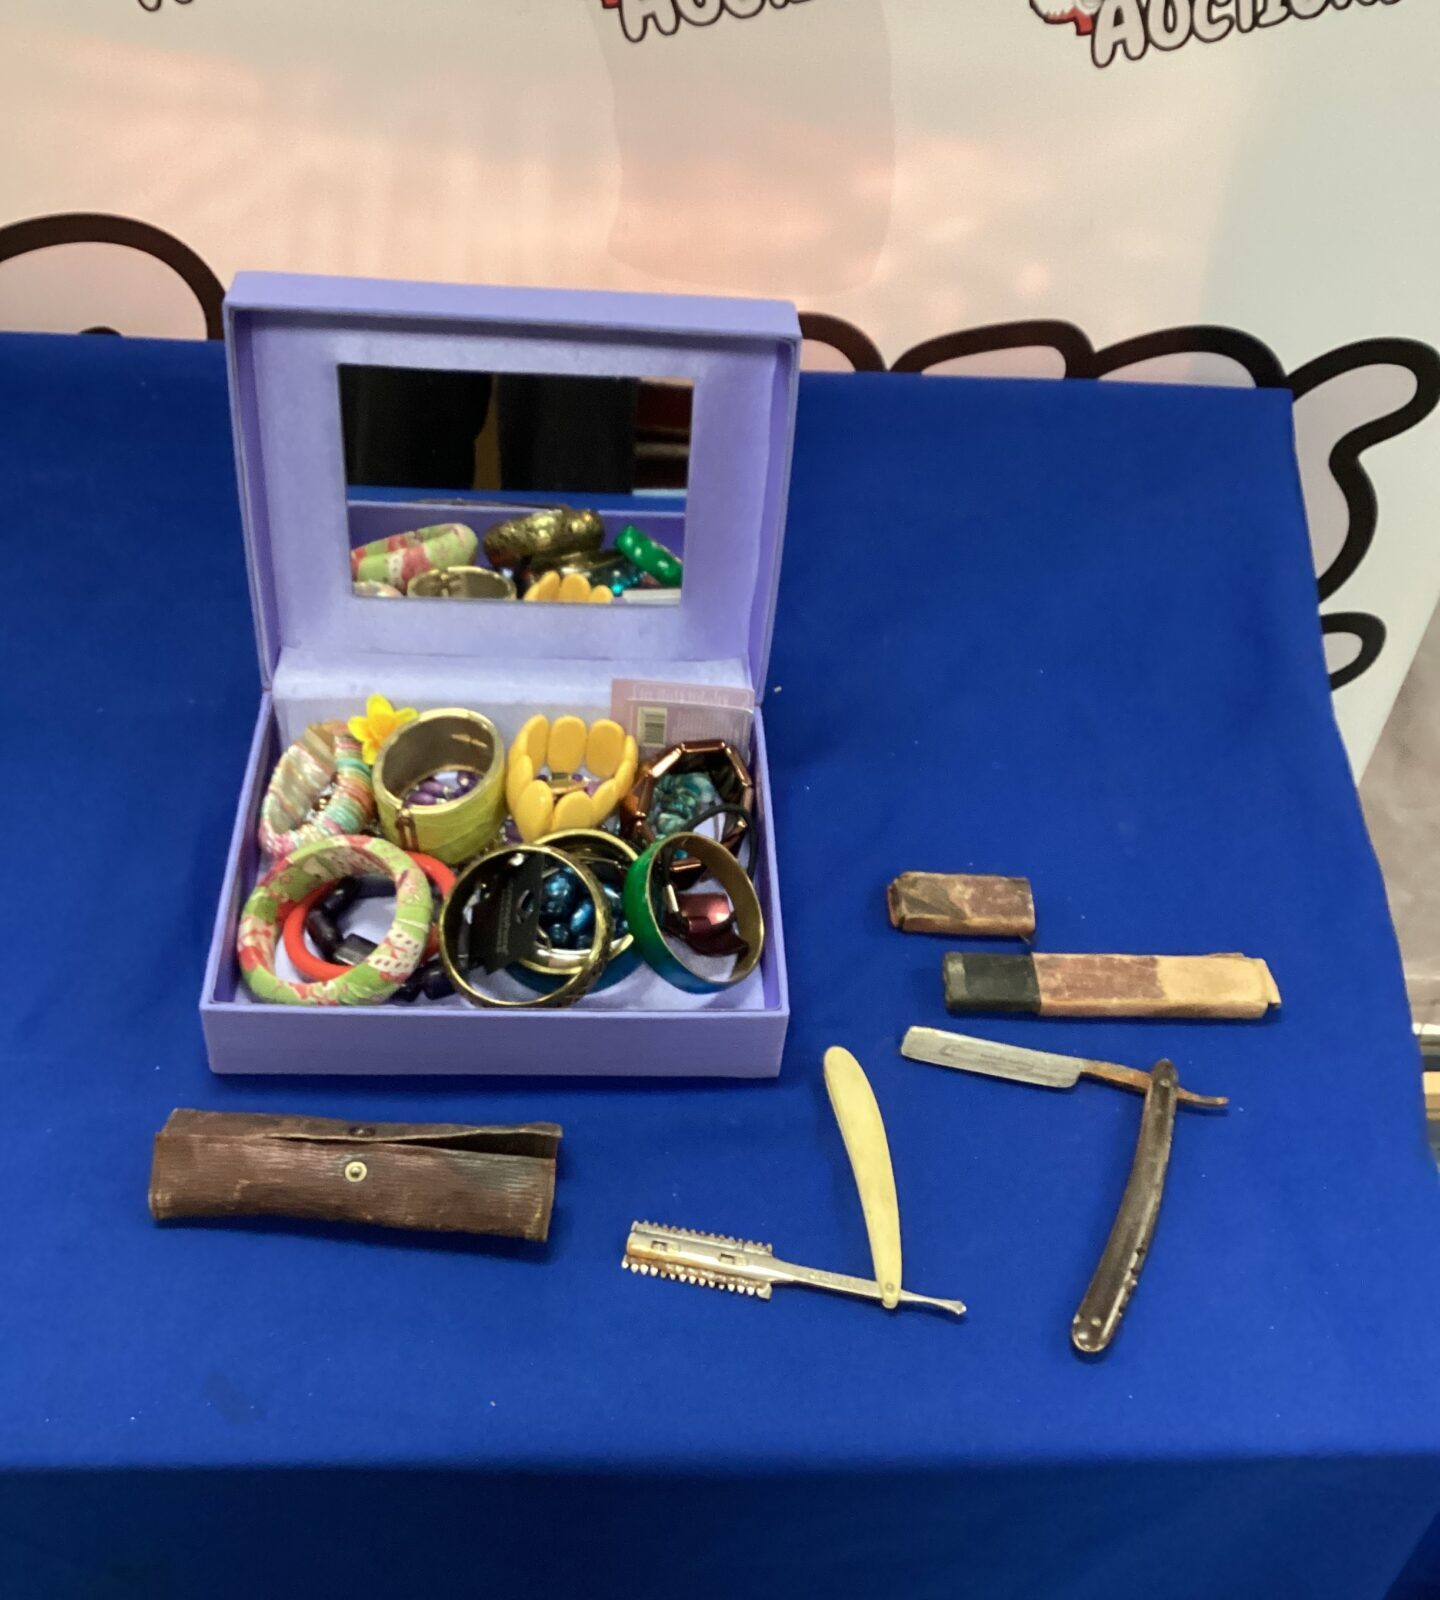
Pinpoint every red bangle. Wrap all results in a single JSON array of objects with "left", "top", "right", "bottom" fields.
[{"left": 283, "top": 851, "right": 455, "bottom": 981}]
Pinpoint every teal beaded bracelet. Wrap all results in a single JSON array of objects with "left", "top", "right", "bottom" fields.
[{"left": 617, "top": 524, "right": 683, "bottom": 588}]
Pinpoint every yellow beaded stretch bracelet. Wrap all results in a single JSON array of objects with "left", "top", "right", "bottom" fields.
[
  {"left": 523, "top": 569, "right": 614, "bottom": 605},
  {"left": 506, "top": 714, "right": 639, "bottom": 842}
]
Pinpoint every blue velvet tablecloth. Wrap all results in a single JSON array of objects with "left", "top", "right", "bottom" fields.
[{"left": 3, "top": 332, "right": 1439, "bottom": 1599}]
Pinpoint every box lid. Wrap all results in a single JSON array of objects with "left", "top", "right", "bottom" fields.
[{"left": 224, "top": 272, "right": 799, "bottom": 703}]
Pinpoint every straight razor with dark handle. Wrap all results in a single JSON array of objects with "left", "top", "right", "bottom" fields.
[
  {"left": 1071, "top": 1058, "right": 1179, "bottom": 1355},
  {"left": 901, "top": 1025, "right": 1227, "bottom": 1110}
]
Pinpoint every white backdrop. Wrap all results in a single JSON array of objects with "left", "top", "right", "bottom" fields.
[{"left": 1, "top": 0, "right": 1435, "bottom": 769}]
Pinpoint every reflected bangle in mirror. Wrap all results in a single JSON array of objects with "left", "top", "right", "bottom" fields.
[
  {"left": 522, "top": 569, "right": 614, "bottom": 605},
  {"left": 351, "top": 523, "right": 479, "bottom": 591},
  {"left": 616, "top": 524, "right": 682, "bottom": 588},
  {"left": 523, "top": 548, "right": 638, "bottom": 596},
  {"left": 408, "top": 567, "right": 517, "bottom": 601},
  {"left": 483, "top": 508, "right": 605, "bottom": 570},
  {"left": 623, "top": 832, "right": 764, "bottom": 993}
]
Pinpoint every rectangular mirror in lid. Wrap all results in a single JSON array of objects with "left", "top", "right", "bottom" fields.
[
  {"left": 225, "top": 273, "right": 799, "bottom": 694},
  {"left": 340, "top": 365, "right": 693, "bottom": 609}
]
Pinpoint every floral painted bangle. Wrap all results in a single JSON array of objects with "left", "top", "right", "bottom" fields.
[
  {"left": 351, "top": 523, "right": 478, "bottom": 591},
  {"left": 282, "top": 851, "right": 455, "bottom": 981},
  {"left": 257, "top": 722, "right": 376, "bottom": 860},
  {"left": 236, "top": 836, "right": 433, "bottom": 1006},
  {"left": 622, "top": 831, "right": 765, "bottom": 994},
  {"left": 616, "top": 524, "right": 683, "bottom": 588},
  {"left": 505, "top": 714, "right": 638, "bottom": 841}
]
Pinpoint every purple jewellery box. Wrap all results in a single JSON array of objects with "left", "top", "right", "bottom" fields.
[{"left": 200, "top": 271, "right": 798, "bottom": 1077}]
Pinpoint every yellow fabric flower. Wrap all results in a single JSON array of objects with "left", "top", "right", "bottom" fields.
[{"left": 348, "top": 694, "right": 417, "bottom": 765}]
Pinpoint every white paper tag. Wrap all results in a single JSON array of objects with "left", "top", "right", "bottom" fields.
[{"left": 611, "top": 678, "right": 756, "bottom": 755}]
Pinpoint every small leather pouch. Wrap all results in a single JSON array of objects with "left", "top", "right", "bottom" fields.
[{"left": 149, "top": 1110, "right": 560, "bottom": 1242}]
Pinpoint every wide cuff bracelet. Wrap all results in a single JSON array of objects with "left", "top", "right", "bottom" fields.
[{"left": 373, "top": 708, "right": 506, "bottom": 866}]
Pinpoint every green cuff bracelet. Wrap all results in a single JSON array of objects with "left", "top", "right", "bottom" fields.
[{"left": 623, "top": 832, "right": 764, "bottom": 993}]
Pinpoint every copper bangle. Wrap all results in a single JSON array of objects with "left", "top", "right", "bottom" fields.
[{"left": 618, "top": 740, "right": 756, "bottom": 888}]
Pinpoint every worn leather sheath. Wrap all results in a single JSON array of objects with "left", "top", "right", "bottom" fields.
[{"left": 149, "top": 1110, "right": 561, "bottom": 1242}]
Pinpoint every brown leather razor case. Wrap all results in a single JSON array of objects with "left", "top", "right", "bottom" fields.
[{"left": 149, "top": 1110, "right": 560, "bottom": 1242}]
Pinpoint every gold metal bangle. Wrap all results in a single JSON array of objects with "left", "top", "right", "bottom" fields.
[
  {"left": 523, "top": 829, "right": 638, "bottom": 975},
  {"left": 440, "top": 844, "right": 612, "bottom": 1009},
  {"left": 372, "top": 708, "right": 506, "bottom": 866},
  {"left": 407, "top": 567, "right": 517, "bottom": 601}
]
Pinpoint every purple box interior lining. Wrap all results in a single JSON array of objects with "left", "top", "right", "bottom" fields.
[{"left": 204, "top": 272, "right": 798, "bottom": 1076}]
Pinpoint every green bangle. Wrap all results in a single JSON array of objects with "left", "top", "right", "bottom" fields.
[
  {"left": 617, "top": 524, "right": 683, "bottom": 588},
  {"left": 623, "top": 832, "right": 764, "bottom": 993}
]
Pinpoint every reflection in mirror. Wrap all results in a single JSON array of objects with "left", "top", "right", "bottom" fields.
[{"left": 339, "top": 365, "right": 691, "bottom": 606}]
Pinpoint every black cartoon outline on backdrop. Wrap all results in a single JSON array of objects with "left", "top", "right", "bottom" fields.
[
  {"left": 803, "top": 313, "right": 1440, "bottom": 692},
  {"left": 0, "top": 213, "right": 224, "bottom": 338},
  {"left": 1, "top": 211, "right": 1432, "bottom": 696}
]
